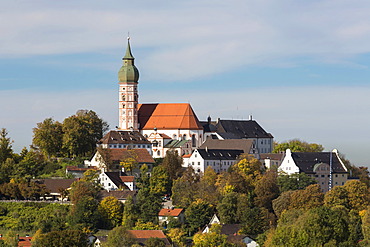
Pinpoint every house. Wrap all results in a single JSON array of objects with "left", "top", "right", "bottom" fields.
[
  {"left": 33, "top": 178, "right": 77, "bottom": 201},
  {"left": 97, "top": 130, "right": 152, "bottom": 154},
  {"left": 93, "top": 236, "right": 107, "bottom": 247},
  {"left": 259, "top": 153, "right": 284, "bottom": 169},
  {"left": 202, "top": 215, "right": 259, "bottom": 247},
  {"left": 0, "top": 235, "right": 32, "bottom": 247},
  {"left": 158, "top": 208, "right": 185, "bottom": 224},
  {"left": 279, "top": 149, "right": 349, "bottom": 192},
  {"left": 99, "top": 172, "right": 136, "bottom": 191},
  {"left": 127, "top": 230, "right": 171, "bottom": 246},
  {"left": 200, "top": 116, "right": 273, "bottom": 155},
  {"left": 99, "top": 190, "right": 137, "bottom": 203},
  {"left": 86, "top": 148, "right": 155, "bottom": 173},
  {"left": 186, "top": 148, "right": 244, "bottom": 173}
]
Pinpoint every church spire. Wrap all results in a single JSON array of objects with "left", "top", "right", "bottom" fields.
[{"left": 124, "top": 37, "right": 134, "bottom": 60}]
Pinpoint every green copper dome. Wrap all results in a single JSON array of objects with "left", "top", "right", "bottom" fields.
[{"left": 118, "top": 39, "right": 139, "bottom": 83}]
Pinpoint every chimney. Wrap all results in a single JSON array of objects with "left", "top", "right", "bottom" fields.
[
  {"left": 205, "top": 146, "right": 208, "bottom": 153},
  {"left": 207, "top": 116, "right": 211, "bottom": 124},
  {"left": 249, "top": 115, "right": 253, "bottom": 120}
]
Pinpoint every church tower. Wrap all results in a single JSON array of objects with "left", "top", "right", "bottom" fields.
[{"left": 118, "top": 38, "right": 140, "bottom": 130}]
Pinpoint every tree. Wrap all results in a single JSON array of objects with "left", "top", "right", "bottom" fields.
[
  {"left": 105, "top": 226, "right": 137, "bottom": 247},
  {"left": 144, "top": 238, "right": 166, "bottom": 247},
  {"left": 344, "top": 180, "right": 370, "bottom": 211},
  {"left": 120, "top": 150, "right": 138, "bottom": 175},
  {"left": 196, "top": 166, "right": 220, "bottom": 206},
  {"left": 277, "top": 172, "right": 317, "bottom": 192},
  {"left": 217, "top": 192, "right": 239, "bottom": 224},
  {"left": 289, "top": 184, "right": 324, "bottom": 210},
  {"left": 324, "top": 186, "right": 350, "bottom": 209},
  {"left": 254, "top": 170, "right": 280, "bottom": 211},
  {"left": 0, "top": 128, "right": 13, "bottom": 164},
  {"left": 272, "top": 191, "right": 295, "bottom": 218},
  {"left": 136, "top": 187, "right": 162, "bottom": 223},
  {"left": 162, "top": 150, "right": 183, "bottom": 180},
  {"left": 273, "top": 139, "right": 324, "bottom": 153},
  {"left": 172, "top": 167, "right": 200, "bottom": 208},
  {"left": 68, "top": 195, "right": 101, "bottom": 232},
  {"left": 122, "top": 195, "right": 138, "bottom": 228},
  {"left": 232, "top": 155, "right": 264, "bottom": 192},
  {"left": 98, "top": 196, "right": 123, "bottom": 229},
  {"left": 149, "top": 165, "right": 171, "bottom": 196},
  {"left": 32, "top": 118, "right": 63, "bottom": 158},
  {"left": 167, "top": 228, "right": 187, "bottom": 247},
  {"left": 15, "top": 149, "right": 46, "bottom": 178},
  {"left": 62, "top": 110, "right": 108, "bottom": 157},
  {"left": 33, "top": 229, "right": 87, "bottom": 247},
  {"left": 185, "top": 199, "right": 213, "bottom": 234}
]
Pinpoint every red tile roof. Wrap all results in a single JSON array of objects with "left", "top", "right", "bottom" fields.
[
  {"left": 18, "top": 237, "right": 32, "bottom": 247},
  {"left": 159, "top": 208, "right": 184, "bottom": 217},
  {"left": 182, "top": 154, "right": 191, "bottom": 158},
  {"left": 128, "top": 230, "right": 167, "bottom": 239},
  {"left": 120, "top": 176, "right": 134, "bottom": 182},
  {"left": 138, "top": 103, "right": 203, "bottom": 130},
  {"left": 109, "top": 149, "right": 154, "bottom": 164}
]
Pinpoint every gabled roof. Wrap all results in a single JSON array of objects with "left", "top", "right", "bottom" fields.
[
  {"left": 215, "top": 119, "right": 273, "bottom": 139},
  {"left": 164, "top": 139, "right": 189, "bottom": 148},
  {"left": 138, "top": 103, "right": 203, "bottom": 130},
  {"left": 259, "top": 153, "right": 284, "bottom": 161},
  {"left": 98, "top": 130, "right": 150, "bottom": 145},
  {"left": 290, "top": 151, "right": 347, "bottom": 174},
  {"left": 159, "top": 208, "right": 184, "bottom": 217},
  {"left": 104, "top": 172, "right": 130, "bottom": 189},
  {"left": 33, "top": 179, "right": 77, "bottom": 193},
  {"left": 197, "top": 149, "right": 244, "bottom": 161},
  {"left": 127, "top": 230, "right": 171, "bottom": 246},
  {"left": 200, "top": 139, "right": 253, "bottom": 154},
  {"left": 220, "top": 224, "right": 241, "bottom": 235},
  {"left": 108, "top": 149, "right": 155, "bottom": 164}
]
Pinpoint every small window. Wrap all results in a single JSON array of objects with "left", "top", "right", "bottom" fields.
[
  {"left": 157, "top": 150, "right": 160, "bottom": 156},
  {"left": 198, "top": 162, "right": 200, "bottom": 166}
]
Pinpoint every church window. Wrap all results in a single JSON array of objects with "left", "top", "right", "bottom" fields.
[
  {"left": 192, "top": 135, "right": 196, "bottom": 147},
  {"left": 122, "top": 87, "right": 125, "bottom": 91},
  {"left": 121, "top": 94, "right": 125, "bottom": 101},
  {"left": 122, "top": 104, "right": 125, "bottom": 108},
  {"left": 152, "top": 140, "right": 158, "bottom": 147}
]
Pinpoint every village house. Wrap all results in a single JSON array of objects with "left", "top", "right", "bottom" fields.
[
  {"left": 158, "top": 208, "right": 185, "bottom": 224},
  {"left": 279, "top": 149, "right": 349, "bottom": 192}
]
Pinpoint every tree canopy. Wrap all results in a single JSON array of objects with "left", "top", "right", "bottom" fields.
[{"left": 273, "top": 139, "right": 324, "bottom": 153}]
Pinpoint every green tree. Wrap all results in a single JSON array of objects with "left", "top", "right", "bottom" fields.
[
  {"left": 15, "top": 149, "right": 46, "bottom": 178},
  {"left": 106, "top": 226, "right": 137, "bottom": 247},
  {"left": 98, "top": 196, "right": 123, "bottom": 229},
  {"left": 172, "top": 167, "right": 200, "bottom": 208},
  {"left": 144, "top": 238, "right": 166, "bottom": 247},
  {"left": 136, "top": 187, "right": 162, "bottom": 223},
  {"left": 62, "top": 110, "right": 108, "bottom": 157},
  {"left": 149, "top": 165, "right": 171, "bottom": 196},
  {"left": 68, "top": 195, "right": 101, "bottom": 232},
  {"left": 185, "top": 199, "right": 213, "bottom": 234},
  {"left": 272, "top": 191, "right": 295, "bottom": 218},
  {"left": 196, "top": 166, "right": 220, "bottom": 206},
  {"left": 32, "top": 118, "right": 63, "bottom": 158},
  {"left": 0, "top": 128, "right": 13, "bottom": 164},
  {"left": 33, "top": 229, "right": 87, "bottom": 247},
  {"left": 193, "top": 224, "right": 229, "bottom": 247},
  {"left": 0, "top": 158, "right": 16, "bottom": 183},
  {"left": 122, "top": 195, "right": 138, "bottom": 228},
  {"left": 324, "top": 185, "right": 350, "bottom": 209},
  {"left": 277, "top": 172, "right": 317, "bottom": 192},
  {"left": 217, "top": 192, "right": 239, "bottom": 224},
  {"left": 162, "top": 150, "right": 183, "bottom": 180},
  {"left": 273, "top": 139, "right": 324, "bottom": 153}
]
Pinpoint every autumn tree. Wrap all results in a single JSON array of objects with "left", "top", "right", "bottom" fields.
[
  {"left": 149, "top": 165, "right": 171, "bottom": 196},
  {"left": 34, "top": 229, "right": 87, "bottom": 247},
  {"left": 0, "top": 128, "right": 13, "bottom": 164},
  {"left": 254, "top": 170, "right": 280, "bottom": 211},
  {"left": 98, "top": 196, "right": 123, "bottom": 229},
  {"left": 162, "top": 149, "right": 183, "bottom": 180},
  {"left": 289, "top": 184, "right": 324, "bottom": 210},
  {"left": 324, "top": 185, "right": 350, "bottom": 209},
  {"left": 32, "top": 118, "right": 63, "bottom": 158},
  {"left": 120, "top": 150, "right": 138, "bottom": 175},
  {"left": 232, "top": 155, "right": 264, "bottom": 192},
  {"left": 344, "top": 180, "right": 370, "bottom": 211},
  {"left": 193, "top": 224, "right": 229, "bottom": 247},
  {"left": 273, "top": 139, "right": 324, "bottom": 153},
  {"left": 196, "top": 166, "right": 220, "bottom": 206}
]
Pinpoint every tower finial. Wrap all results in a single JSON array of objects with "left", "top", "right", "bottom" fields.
[{"left": 127, "top": 32, "right": 130, "bottom": 40}]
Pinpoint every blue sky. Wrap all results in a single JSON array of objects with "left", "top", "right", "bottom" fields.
[{"left": 1, "top": 0, "right": 370, "bottom": 167}]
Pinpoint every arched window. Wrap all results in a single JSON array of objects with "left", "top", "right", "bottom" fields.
[
  {"left": 157, "top": 150, "right": 160, "bottom": 156},
  {"left": 192, "top": 134, "right": 196, "bottom": 147},
  {"left": 152, "top": 140, "right": 158, "bottom": 147},
  {"left": 183, "top": 134, "right": 187, "bottom": 140}
]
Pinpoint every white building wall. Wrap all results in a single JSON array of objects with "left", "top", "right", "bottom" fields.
[{"left": 278, "top": 149, "right": 300, "bottom": 174}]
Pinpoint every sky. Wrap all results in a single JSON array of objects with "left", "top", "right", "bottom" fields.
[{"left": 1, "top": 0, "right": 370, "bottom": 167}]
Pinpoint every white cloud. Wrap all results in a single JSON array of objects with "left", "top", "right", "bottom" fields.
[{"left": 2, "top": 1, "right": 370, "bottom": 81}]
